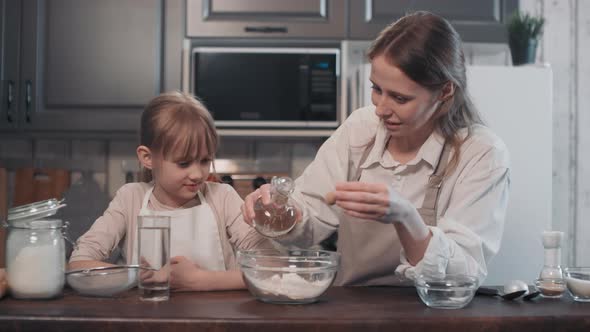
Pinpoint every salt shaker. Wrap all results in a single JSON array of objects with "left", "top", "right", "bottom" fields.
[
  {"left": 535, "top": 231, "right": 566, "bottom": 298},
  {"left": 252, "top": 176, "right": 301, "bottom": 238}
]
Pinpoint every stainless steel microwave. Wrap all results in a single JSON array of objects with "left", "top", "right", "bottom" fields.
[{"left": 189, "top": 47, "right": 340, "bottom": 128}]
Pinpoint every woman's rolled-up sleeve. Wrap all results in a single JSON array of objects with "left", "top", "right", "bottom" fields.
[{"left": 396, "top": 146, "right": 510, "bottom": 284}]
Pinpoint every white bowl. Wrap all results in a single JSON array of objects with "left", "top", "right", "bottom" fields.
[
  {"left": 237, "top": 249, "right": 340, "bottom": 304},
  {"left": 564, "top": 267, "right": 590, "bottom": 302},
  {"left": 67, "top": 266, "right": 137, "bottom": 297},
  {"left": 415, "top": 274, "right": 478, "bottom": 309}
]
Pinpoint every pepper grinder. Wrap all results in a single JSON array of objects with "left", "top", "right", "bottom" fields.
[{"left": 536, "top": 231, "right": 566, "bottom": 298}]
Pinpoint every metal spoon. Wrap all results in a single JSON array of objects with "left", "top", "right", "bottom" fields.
[
  {"left": 66, "top": 264, "right": 156, "bottom": 275},
  {"left": 478, "top": 279, "right": 533, "bottom": 300},
  {"left": 477, "top": 287, "right": 527, "bottom": 300},
  {"left": 523, "top": 291, "right": 541, "bottom": 301}
]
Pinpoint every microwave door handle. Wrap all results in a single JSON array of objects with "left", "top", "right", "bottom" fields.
[{"left": 299, "top": 64, "right": 310, "bottom": 117}]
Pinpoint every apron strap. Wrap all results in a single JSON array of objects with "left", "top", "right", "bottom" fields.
[
  {"left": 417, "top": 141, "right": 451, "bottom": 226},
  {"left": 353, "top": 137, "right": 377, "bottom": 181},
  {"left": 196, "top": 190, "right": 206, "bottom": 204},
  {"left": 140, "top": 186, "right": 154, "bottom": 211}
]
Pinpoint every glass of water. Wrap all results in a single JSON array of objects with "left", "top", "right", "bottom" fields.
[{"left": 137, "top": 215, "right": 170, "bottom": 301}]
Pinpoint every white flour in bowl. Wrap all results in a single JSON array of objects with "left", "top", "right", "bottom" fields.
[{"left": 246, "top": 273, "right": 332, "bottom": 300}]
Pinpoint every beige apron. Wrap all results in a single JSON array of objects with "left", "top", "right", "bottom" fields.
[
  {"left": 134, "top": 186, "right": 226, "bottom": 271},
  {"left": 333, "top": 138, "right": 451, "bottom": 286}
]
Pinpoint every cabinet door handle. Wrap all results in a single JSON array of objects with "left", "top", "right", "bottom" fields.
[
  {"left": 244, "top": 26, "right": 288, "bottom": 33},
  {"left": 6, "top": 80, "right": 14, "bottom": 123},
  {"left": 25, "top": 80, "right": 32, "bottom": 123}
]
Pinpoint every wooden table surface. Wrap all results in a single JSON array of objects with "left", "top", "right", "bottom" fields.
[{"left": 0, "top": 286, "right": 588, "bottom": 332}]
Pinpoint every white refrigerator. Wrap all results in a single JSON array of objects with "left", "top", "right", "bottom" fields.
[{"left": 354, "top": 64, "right": 553, "bottom": 286}]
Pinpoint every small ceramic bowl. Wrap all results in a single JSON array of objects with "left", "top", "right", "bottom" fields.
[
  {"left": 415, "top": 274, "right": 478, "bottom": 309},
  {"left": 564, "top": 267, "right": 590, "bottom": 302},
  {"left": 66, "top": 266, "right": 137, "bottom": 297}
]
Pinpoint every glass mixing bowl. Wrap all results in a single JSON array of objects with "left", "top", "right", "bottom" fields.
[
  {"left": 66, "top": 265, "right": 138, "bottom": 297},
  {"left": 415, "top": 274, "right": 478, "bottom": 309},
  {"left": 237, "top": 249, "right": 340, "bottom": 304},
  {"left": 564, "top": 267, "right": 590, "bottom": 302}
]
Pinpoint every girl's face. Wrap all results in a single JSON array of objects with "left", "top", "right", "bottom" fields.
[
  {"left": 370, "top": 55, "right": 445, "bottom": 141},
  {"left": 149, "top": 147, "right": 212, "bottom": 208}
]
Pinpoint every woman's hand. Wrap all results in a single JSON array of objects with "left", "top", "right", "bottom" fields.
[
  {"left": 329, "top": 182, "right": 429, "bottom": 239},
  {"left": 327, "top": 182, "right": 393, "bottom": 221},
  {"left": 241, "top": 184, "right": 272, "bottom": 226}
]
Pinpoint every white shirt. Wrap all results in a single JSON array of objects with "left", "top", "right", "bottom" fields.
[{"left": 276, "top": 106, "right": 510, "bottom": 285}]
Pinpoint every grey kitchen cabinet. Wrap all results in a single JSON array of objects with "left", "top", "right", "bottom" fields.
[
  {"left": 0, "top": 0, "right": 21, "bottom": 131},
  {"left": 349, "top": 0, "right": 518, "bottom": 42},
  {"left": 9, "top": 0, "right": 183, "bottom": 132},
  {"left": 186, "top": 0, "right": 346, "bottom": 39}
]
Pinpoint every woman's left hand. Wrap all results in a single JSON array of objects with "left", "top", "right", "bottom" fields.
[
  {"left": 330, "top": 182, "right": 414, "bottom": 223},
  {"left": 330, "top": 182, "right": 429, "bottom": 240}
]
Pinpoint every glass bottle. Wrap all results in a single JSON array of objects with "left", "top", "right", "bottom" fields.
[
  {"left": 536, "top": 231, "right": 566, "bottom": 298},
  {"left": 252, "top": 176, "right": 301, "bottom": 238}
]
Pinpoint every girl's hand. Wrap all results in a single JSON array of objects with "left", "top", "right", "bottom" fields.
[
  {"left": 169, "top": 256, "right": 246, "bottom": 291},
  {"left": 169, "top": 256, "right": 205, "bottom": 291},
  {"left": 330, "top": 182, "right": 429, "bottom": 239},
  {"left": 139, "top": 256, "right": 170, "bottom": 284}
]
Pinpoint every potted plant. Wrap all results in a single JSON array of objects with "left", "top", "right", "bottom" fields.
[{"left": 507, "top": 11, "right": 545, "bottom": 65}]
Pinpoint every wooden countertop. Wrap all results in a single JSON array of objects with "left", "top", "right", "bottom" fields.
[{"left": 0, "top": 287, "right": 588, "bottom": 332}]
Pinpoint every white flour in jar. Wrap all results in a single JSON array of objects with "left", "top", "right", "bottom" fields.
[
  {"left": 7, "top": 244, "right": 65, "bottom": 298},
  {"left": 247, "top": 273, "right": 332, "bottom": 300}
]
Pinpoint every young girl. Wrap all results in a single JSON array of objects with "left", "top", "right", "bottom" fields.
[{"left": 69, "top": 91, "right": 273, "bottom": 291}]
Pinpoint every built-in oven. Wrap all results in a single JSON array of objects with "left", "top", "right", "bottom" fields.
[{"left": 187, "top": 47, "right": 340, "bottom": 128}]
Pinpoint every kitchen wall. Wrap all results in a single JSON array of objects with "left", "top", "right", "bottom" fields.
[
  {"left": 520, "top": 0, "right": 589, "bottom": 267},
  {"left": 0, "top": 136, "right": 324, "bottom": 205}
]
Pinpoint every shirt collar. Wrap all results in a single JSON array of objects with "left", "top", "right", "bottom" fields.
[{"left": 359, "top": 121, "right": 445, "bottom": 170}]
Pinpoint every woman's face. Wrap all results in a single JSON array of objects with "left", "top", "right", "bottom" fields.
[{"left": 370, "top": 55, "right": 443, "bottom": 140}]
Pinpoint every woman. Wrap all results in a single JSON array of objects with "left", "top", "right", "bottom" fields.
[{"left": 242, "top": 11, "right": 510, "bottom": 286}]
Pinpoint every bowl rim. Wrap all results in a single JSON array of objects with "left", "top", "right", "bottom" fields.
[
  {"left": 237, "top": 249, "right": 340, "bottom": 259},
  {"left": 414, "top": 274, "right": 479, "bottom": 288},
  {"left": 237, "top": 249, "right": 340, "bottom": 271},
  {"left": 67, "top": 266, "right": 137, "bottom": 278},
  {"left": 564, "top": 267, "right": 590, "bottom": 273}
]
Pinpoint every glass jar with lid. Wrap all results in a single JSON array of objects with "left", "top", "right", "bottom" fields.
[{"left": 4, "top": 199, "right": 71, "bottom": 299}]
